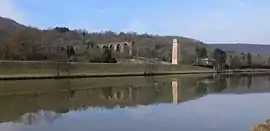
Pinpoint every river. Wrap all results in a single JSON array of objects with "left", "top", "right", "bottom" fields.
[{"left": 0, "top": 74, "right": 269, "bottom": 131}]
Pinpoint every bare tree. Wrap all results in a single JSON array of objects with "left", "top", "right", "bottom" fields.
[
  {"left": 144, "top": 46, "right": 157, "bottom": 76},
  {"left": 55, "top": 40, "right": 72, "bottom": 76}
]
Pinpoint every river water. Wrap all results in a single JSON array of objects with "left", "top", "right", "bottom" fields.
[{"left": 0, "top": 74, "right": 269, "bottom": 131}]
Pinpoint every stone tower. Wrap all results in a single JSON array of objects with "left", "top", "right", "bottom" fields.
[{"left": 172, "top": 39, "right": 178, "bottom": 65}]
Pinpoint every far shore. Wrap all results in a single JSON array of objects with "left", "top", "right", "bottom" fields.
[
  {"left": 0, "top": 69, "right": 270, "bottom": 81},
  {"left": 0, "top": 60, "right": 270, "bottom": 80}
]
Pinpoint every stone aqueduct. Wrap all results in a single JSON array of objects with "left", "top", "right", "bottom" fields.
[
  {"left": 96, "top": 41, "right": 135, "bottom": 56},
  {"left": 85, "top": 39, "right": 179, "bottom": 64}
]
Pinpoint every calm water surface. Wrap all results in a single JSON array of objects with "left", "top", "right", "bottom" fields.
[{"left": 0, "top": 74, "right": 270, "bottom": 131}]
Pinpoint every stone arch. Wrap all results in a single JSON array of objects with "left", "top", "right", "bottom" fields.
[
  {"left": 123, "top": 42, "right": 130, "bottom": 55},
  {"left": 90, "top": 43, "right": 94, "bottom": 48},
  {"left": 109, "top": 44, "right": 113, "bottom": 49},
  {"left": 101, "top": 87, "right": 113, "bottom": 99},
  {"left": 115, "top": 44, "right": 121, "bottom": 52},
  {"left": 95, "top": 41, "right": 134, "bottom": 56},
  {"left": 98, "top": 45, "right": 105, "bottom": 52},
  {"left": 113, "top": 91, "right": 125, "bottom": 100}
]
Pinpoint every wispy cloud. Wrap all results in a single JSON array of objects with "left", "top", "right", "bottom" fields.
[
  {"left": 3, "top": 0, "right": 270, "bottom": 44},
  {"left": 122, "top": 19, "right": 151, "bottom": 34},
  {"left": 120, "top": 0, "right": 270, "bottom": 44},
  {"left": 0, "top": 0, "right": 25, "bottom": 23}
]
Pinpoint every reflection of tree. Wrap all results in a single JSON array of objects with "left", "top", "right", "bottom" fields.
[
  {"left": 196, "top": 76, "right": 229, "bottom": 94},
  {"left": 101, "top": 87, "right": 113, "bottom": 99},
  {"left": 14, "top": 110, "right": 61, "bottom": 125},
  {"left": 69, "top": 89, "right": 75, "bottom": 98},
  {"left": 195, "top": 82, "right": 208, "bottom": 94},
  {"left": 247, "top": 75, "right": 252, "bottom": 89},
  {"left": 229, "top": 75, "right": 241, "bottom": 88},
  {"left": 145, "top": 76, "right": 158, "bottom": 88},
  {"left": 202, "top": 76, "right": 228, "bottom": 93},
  {"left": 212, "top": 78, "right": 227, "bottom": 92},
  {"left": 99, "top": 87, "right": 135, "bottom": 101},
  {"left": 146, "top": 77, "right": 165, "bottom": 97},
  {"left": 4, "top": 76, "right": 224, "bottom": 124},
  {"left": 58, "top": 108, "right": 69, "bottom": 114},
  {"left": 55, "top": 80, "right": 76, "bottom": 100},
  {"left": 239, "top": 77, "right": 246, "bottom": 88},
  {"left": 267, "top": 76, "right": 270, "bottom": 82}
]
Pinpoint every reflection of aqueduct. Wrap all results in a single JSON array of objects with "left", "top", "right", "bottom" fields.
[
  {"left": 97, "top": 41, "right": 135, "bottom": 56},
  {"left": 16, "top": 110, "right": 60, "bottom": 125}
]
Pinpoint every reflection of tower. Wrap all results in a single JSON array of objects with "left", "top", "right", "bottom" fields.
[
  {"left": 172, "top": 39, "right": 179, "bottom": 65},
  {"left": 172, "top": 80, "right": 179, "bottom": 104}
]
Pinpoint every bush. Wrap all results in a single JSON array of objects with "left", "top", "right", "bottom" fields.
[{"left": 89, "top": 57, "right": 117, "bottom": 63}]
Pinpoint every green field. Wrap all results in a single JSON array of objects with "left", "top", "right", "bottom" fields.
[{"left": 0, "top": 61, "right": 212, "bottom": 77}]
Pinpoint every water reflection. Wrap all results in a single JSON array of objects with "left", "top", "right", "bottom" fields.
[
  {"left": 0, "top": 74, "right": 270, "bottom": 131},
  {"left": 14, "top": 110, "right": 60, "bottom": 125},
  {"left": 172, "top": 80, "right": 179, "bottom": 104}
]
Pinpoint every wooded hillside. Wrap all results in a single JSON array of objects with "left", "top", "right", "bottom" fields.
[{"left": 0, "top": 16, "right": 213, "bottom": 64}]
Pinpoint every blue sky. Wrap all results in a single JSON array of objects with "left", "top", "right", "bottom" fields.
[{"left": 1, "top": 0, "right": 270, "bottom": 44}]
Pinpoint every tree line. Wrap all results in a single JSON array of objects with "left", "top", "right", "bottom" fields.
[
  {"left": 194, "top": 45, "right": 270, "bottom": 71},
  {"left": 0, "top": 25, "right": 212, "bottom": 64},
  {"left": 0, "top": 27, "right": 123, "bottom": 63},
  {"left": 1, "top": 25, "right": 269, "bottom": 67}
]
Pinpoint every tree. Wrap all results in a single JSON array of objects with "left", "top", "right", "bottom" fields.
[
  {"left": 241, "top": 53, "right": 246, "bottom": 66},
  {"left": 266, "top": 56, "right": 270, "bottom": 67},
  {"left": 55, "top": 44, "right": 72, "bottom": 76},
  {"left": 227, "top": 55, "right": 233, "bottom": 69},
  {"left": 0, "top": 20, "right": 215, "bottom": 65},
  {"left": 101, "top": 47, "right": 117, "bottom": 63},
  {"left": 195, "top": 46, "right": 207, "bottom": 66},
  {"left": 54, "top": 27, "right": 70, "bottom": 33},
  {"left": 154, "top": 44, "right": 164, "bottom": 50},
  {"left": 85, "top": 40, "right": 96, "bottom": 49},
  {"left": 247, "top": 53, "right": 252, "bottom": 68},
  {"left": 6, "top": 27, "right": 46, "bottom": 60},
  {"left": 103, "top": 47, "right": 112, "bottom": 61},
  {"left": 195, "top": 46, "right": 207, "bottom": 58},
  {"left": 213, "top": 48, "right": 227, "bottom": 71},
  {"left": 144, "top": 46, "right": 158, "bottom": 76},
  {"left": 231, "top": 55, "right": 241, "bottom": 69},
  {"left": 66, "top": 45, "right": 75, "bottom": 60}
]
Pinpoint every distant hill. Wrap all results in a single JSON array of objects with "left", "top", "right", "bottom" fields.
[
  {"left": 0, "top": 16, "right": 24, "bottom": 30},
  {"left": 0, "top": 16, "right": 215, "bottom": 64},
  {"left": 210, "top": 43, "right": 270, "bottom": 54}
]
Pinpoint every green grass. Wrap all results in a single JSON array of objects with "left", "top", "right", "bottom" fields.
[{"left": 0, "top": 61, "right": 212, "bottom": 77}]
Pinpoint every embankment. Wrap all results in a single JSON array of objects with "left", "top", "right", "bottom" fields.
[
  {"left": 0, "top": 61, "right": 270, "bottom": 80},
  {"left": 0, "top": 61, "right": 212, "bottom": 80}
]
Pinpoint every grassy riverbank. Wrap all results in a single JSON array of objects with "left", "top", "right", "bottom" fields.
[
  {"left": 1, "top": 61, "right": 270, "bottom": 80},
  {"left": 0, "top": 61, "right": 213, "bottom": 80}
]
